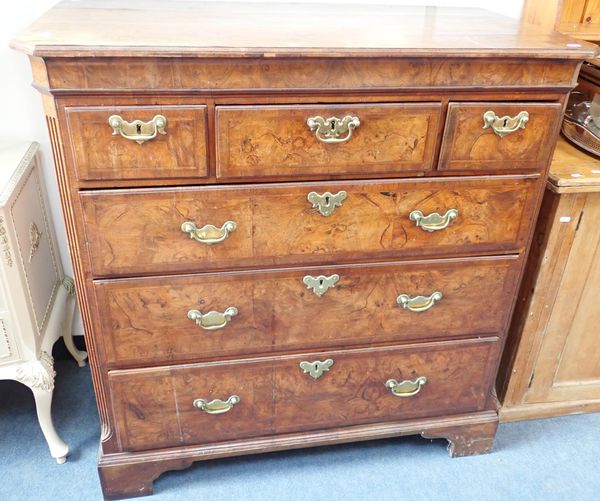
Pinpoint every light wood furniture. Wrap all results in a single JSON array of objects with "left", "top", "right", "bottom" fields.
[
  {"left": 499, "top": 136, "right": 600, "bottom": 422},
  {"left": 522, "top": 0, "right": 600, "bottom": 40},
  {"left": 11, "top": 2, "right": 596, "bottom": 498},
  {"left": 0, "top": 141, "right": 87, "bottom": 463}
]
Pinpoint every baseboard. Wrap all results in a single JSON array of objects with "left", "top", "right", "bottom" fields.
[{"left": 500, "top": 401, "right": 600, "bottom": 422}]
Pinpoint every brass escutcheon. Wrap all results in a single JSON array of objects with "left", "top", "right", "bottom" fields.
[
  {"left": 307, "top": 191, "right": 347, "bottom": 217},
  {"left": 303, "top": 274, "right": 340, "bottom": 297},
  {"left": 299, "top": 359, "right": 334, "bottom": 380}
]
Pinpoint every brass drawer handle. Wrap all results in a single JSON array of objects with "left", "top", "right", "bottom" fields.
[
  {"left": 193, "top": 395, "right": 240, "bottom": 415},
  {"left": 181, "top": 221, "right": 237, "bottom": 245},
  {"left": 108, "top": 114, "right": 167, "bottom": 145},
  {"left": 303, "top": 274, "right": 339, "bottom": 297},
  {"left": 397, "top": 292, "right": 443, "bottom": 313},
  {"left": 482, "top": 110, "right": 529, "bottom": 138},
  {"left": 299, "top": 359, "right": 334, "bottom": 379},
  {"left": 307, "top": 115, "right": 360, "bottom": 144},
  {"left": 307, "top": 191, "right": 347, "bottom": 217},
  {"left": 385, "top": 376, "right": 428, "bottom": 397},
  {"left": 187, "top": 307, "right": 238, "bottom": 330},
  {"left": 409, "top": 209, "right": 458, "bottom": 232}
]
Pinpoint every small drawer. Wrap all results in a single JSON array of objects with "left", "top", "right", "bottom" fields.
[
  {"left": 81, "top": 175, "right": 539, "bottom": 277},
  {"left": 216, "top": 103, "right": 442, "bottom": 180},
  {"left": 109, "top": 337, "right": 498, "bottom": 452},
  {"left": 96, "top": 256, "right": 520, "bottom": 366},
  {"left": 439, "top": 102, "right": 563, "bottom": 171},
  {"left": 65, "top": 104, "right": 208, "bottom": 181}
]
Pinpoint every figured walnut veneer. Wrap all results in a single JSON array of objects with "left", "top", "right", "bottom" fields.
[
  {"left": 12, "top": 1, "right": 597, "bottom": 498},
  {"left": 65, "top": 104, "right": 208, "bottom": 181},
  {"left": 41, "top": 57, "right": 582, "bottom": 93},
  {"left": 215, "top": 103, "right": 442, "bottom": 179},
  {"left": 81, "top": 176, "right": 539, "bottom": 277},
  {"left": 95, "top": 256, "right": 519, "bottom": 367},
  {"left": 109, "top": 338, "right": 498, "bottom": 452}
]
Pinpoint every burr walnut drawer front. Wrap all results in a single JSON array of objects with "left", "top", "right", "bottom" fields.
[
  {"left": 64, "top": 104, "right": 208, "bottom": 181},
  {"left": 439, "top": 102, "right": 563, "bottom": 172},
  {"left": 81, "top": 175, "right": 538, "bottom": 278},
  {"left": 95, "top": 256, "right": 520, "bottom": 367},
  {"left": 215, "top": 103, "right": 442, "bottom": 180},
  {"left": 108, "top": 337, "right": 498, "bottom": 452}
]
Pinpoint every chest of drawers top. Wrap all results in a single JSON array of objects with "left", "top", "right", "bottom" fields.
[
  {"left": 13, "top": 1, "right": 596, "bottom": 92},
  {"left": 11, "top": 1, "right": 596, "bottom": 60}
]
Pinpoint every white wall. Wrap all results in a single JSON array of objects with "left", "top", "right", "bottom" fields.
[{"left": 0, "top": 0, "right": 525, "bottom": 335}]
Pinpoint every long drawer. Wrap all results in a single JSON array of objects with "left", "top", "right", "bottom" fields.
[
  {"left": 95, "top": 255, "right": 520, "bottom": 366},
  {"left": 81, "top": 175, "right": 539, "bottom": 277},
  {"left": 108, "top": 337, "right": 498, "bottom": 452}
]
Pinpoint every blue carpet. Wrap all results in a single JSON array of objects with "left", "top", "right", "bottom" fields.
[{"left": 1, "top": 359, "right": 599, "bottom": 501}]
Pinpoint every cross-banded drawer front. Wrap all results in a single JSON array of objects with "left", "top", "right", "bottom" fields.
[
  {"left": 216, "top": 103, "right": 442, "bottom": 180},
  {"left": 65, "top": 104, "right": 208, "bottom": 181},
  {"left": 439, "top": 102, "right": 563, "bottom": 172},
  {"left": 96, "top": 256, "right": 519, "bottom": 366},
  {"left": 108, "top": 337, "right": 498, "bottom": 452},
  {"left": 81, "top": 175, "right": 538, "bottom": 277}
]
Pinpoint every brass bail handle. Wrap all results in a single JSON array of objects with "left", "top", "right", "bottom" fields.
[
  {"left": 108, "top": 114, "right": 167, "bottom": 144},
  {"left": 397, "top": 291, "right": 443, "bottom": 313},
  {"left": 482, "top": 110, "right": 529, "bottom": 138},
  {"left": 385, "top": 376, "right": 428, "bottom": 397},
  {"left": 187, "top": 307, "right": 238, "bottom": 331},
  {"left": 193, "top": 395, "right": 240, "bottom": 415},
  {"left": 409, "top": 209, "right": 458, "bottom": 232},
  {"left": 181, "top": 221, "right": 237, "bottom": 245},
  {"left": 307, "top": 115, "right": 360, "bottom": 144}
]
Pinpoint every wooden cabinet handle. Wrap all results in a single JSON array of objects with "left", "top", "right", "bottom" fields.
[
  {"left": 181, "top": 221, "right": 236, "bottom": 245},
  {"left": 306, "top": 115, "right": 360, "bottom": 143},
  {"left": 482, "top": 110, "right": 529, "bottom": 138},
  {"left": 193, "top": 395, "right": 240, "bottom": 415},
  {"left": 385, "top": 376, "right": 427, "bottom": 397},
  {"left": 108, "top": 114, "right": 167, "bottom": 144}
]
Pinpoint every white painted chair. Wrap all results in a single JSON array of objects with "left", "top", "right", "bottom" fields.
[{"left": 0, "top": 141, "right": 87, "bottom": 464}]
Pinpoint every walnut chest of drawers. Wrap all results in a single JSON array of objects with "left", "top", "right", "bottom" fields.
[{"left": 12, "top": 1, "right": 597, "bottom": 498}]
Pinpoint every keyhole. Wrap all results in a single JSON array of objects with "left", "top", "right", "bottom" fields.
[
  {"left": 324, "top": 195, "right": 330, "bottom": 205},
  {"left": 330, "top": 121, "right": 336, "bottom": 131},
  {"left": 136, "top": 123, "right": 142, "bottom": 134},
  {"left": 314, "top": 363, "right": 319, "bottom": 371},
  {"left": 503, "top": 118, "right": 508, "bottom": 127},
  {"left": 319, "top": 279, "right": 324, "bottom": 286}
]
